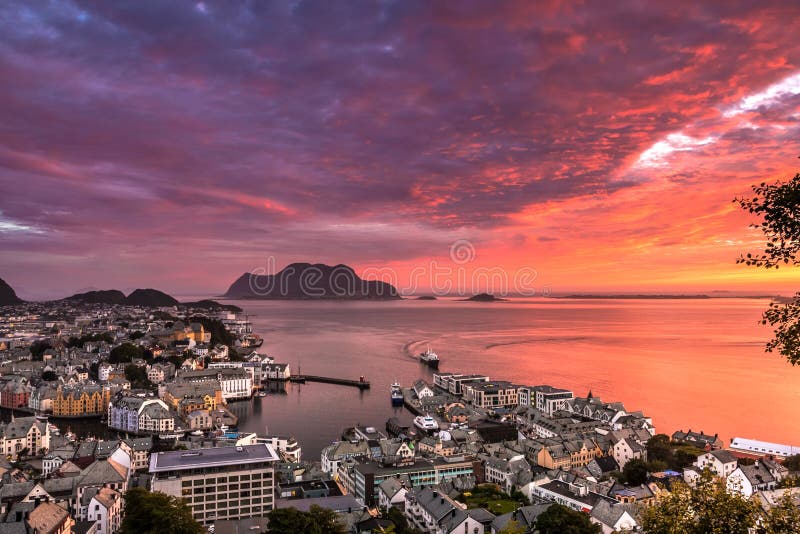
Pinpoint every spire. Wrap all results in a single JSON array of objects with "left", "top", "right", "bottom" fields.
[{"left": 587, "top": 390, "right": 593, "bottom": 399}]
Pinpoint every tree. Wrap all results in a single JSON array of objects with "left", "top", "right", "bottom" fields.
[
  {"left": 641, "top": 470, "right": 758, "bottom": 534},
  {"left": 29, "top": 340, "right": 51, "bottom": 361},
  {"left": 109, "top": 342, "right": 143, "bottom": 363},
  {"left": 737, "top": 170, "right": 800, "bottom": 364},
  {"left": 498, "top": 519, "right": 527, "bottom": 534},
  {"left": 535, "top": 504, "right": 601, "bottom": 534},
  {"left": 622, "top": 458, "right": 648, "bottom": 485},
  {"left": 41, "top": 370, "right": 57, "bottom": 381},
  {"left": 647, "top": 434, "right": 673, "bottom": 463},
  {"left": 783, "top": 454, "right": 800, "bottom": 472},
  {"left": 124, "top": 364, "right": 152, "bottom": 388},
  {"left": 119, "top": 487, "right": 203, "bottom": 534},
  {"left": 756, "top": 494, "right": 800, "bottom": 533},
  {"left": 266, "top": 505, "right": 345, "bottom": 534}
]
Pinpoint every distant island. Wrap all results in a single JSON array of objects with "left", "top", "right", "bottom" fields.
[
  {"left": 416, "top": 296, "right": 437, "bottom": 300},
  {"left": 63, "top": 289, "right": 240, "bottom": 310},
  {"left": 556, "top": 294, "right": 712, "bottom": 299},
  {"left": 224, "top": 263, "right": 401, "bottom": 300},
  {"left": 0, "top": 277, "right": 23, "bottom": 306},
  {"left": 464, "top": 293, "right": 506, "bottom": 302}
]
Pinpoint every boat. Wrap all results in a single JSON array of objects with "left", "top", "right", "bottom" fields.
[
  {"left": 257, "top": 391, "right": 268, "bottom": 397},
  {"left": 390, "top": 382, "right": 404, "bottom": 406},
  {"left": 413, "top": 415, "right": 440, "bottom": 433},
  {"left": 419, "top": 345, "right": 440, "bottom": 369},
  {"left": 239, "top": 334, "right": 264, "bottom": 349}
]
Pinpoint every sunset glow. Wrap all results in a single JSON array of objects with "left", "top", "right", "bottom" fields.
[{"left": 2, "top": 1, "right": 800, "bottom": 298}]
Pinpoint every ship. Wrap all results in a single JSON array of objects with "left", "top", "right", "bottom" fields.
[
  {"left": 238, "top": 333, "right": 264, "bottom": 349},
  {"left": 390, "top": 381, "right": 404, "bottom": 406},
  {"left": 419, "top": 345, "right": 440, "bottom": 369},
  {"left": 413, "top": 414, "right": 440, "bottom": 433}
]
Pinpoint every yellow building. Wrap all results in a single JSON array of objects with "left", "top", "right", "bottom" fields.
[{"left": 52, "top": 385, "right": 111, "bottom": 417}]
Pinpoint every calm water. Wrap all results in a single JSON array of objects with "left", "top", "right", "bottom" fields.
[{"left": 223, "top": 297, "right": 800, "bottom": 460}]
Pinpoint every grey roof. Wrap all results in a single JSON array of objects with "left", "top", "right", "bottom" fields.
[
  {"left": 276, "top": 494, "right": 361, "bottom": 514},
  {"left": 591, "top": 500, "right": 634, "bottom": 528},
  {"left": 150, "top": 444, "right": 279, "bottom": 473},
  {"left": 377, "top": 476, "right": 406, "bottom": 500},
  {"left": 709, "top": 449, "right": 738, "bottom": 464}
]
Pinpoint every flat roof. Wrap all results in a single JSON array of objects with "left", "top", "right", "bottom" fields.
[{"left": 149, "top": 444, "right": 279, "bottom": 473}]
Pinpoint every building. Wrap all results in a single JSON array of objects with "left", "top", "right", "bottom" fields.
[
  {"left": 404, "top": 486, "right": 486, "bottom": 534},
  {"left": 532, "top": 385, "right": 574, "bottom": 416},
  {"left": 86, "top": 487, "right": 122, "bottom": 534},
  {"left": 0, "top": 416, "right": 50, "bottom": 459},
  {"left": 432, "top": 373, "right": 490, "bottom": 395},
  {"left": 463, "top": 381, "right": 519, "bottom": 409},
  {"left": 52, "top": 384, "right": 110, "bottom": 417},
  {"left": 0, "top": 375, "right": 32, "bottom": 409},
  {"left": 107, "top": 393, "right": 175, "bottom": 435},
  {"left": 178, "top": 368, "right": 252, "bottom": 400},
  {"left": 146, "top": 363, "right": 175, "bottom": 384},
  {"left": 694, "top": 449, "right": 738, "bottom": 478},
  {"left": 672, "top": 429, "right": 724, "bottom": 451},
  {"left": 612, "top": 438, "right": 646, "bottom": 470},
  {"left": 149, "top": 444, "right": 279, "bottom": 525},
  {"left": 27, "top": 501, "right": 74, "bottom": 534},
  {"left": 729, "top": 437, "right": 800, "bottom": 459},
  {"left": 413, "top": 380, "right": 435, "bottom": 399},
  {"left": 727, "top": 463, "right": 777, "bottom": 497}
]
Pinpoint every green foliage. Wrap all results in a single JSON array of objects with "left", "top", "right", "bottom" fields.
[
  {"left": 188, "top": 316, "right": 234, "bottom": 347},
  {"left": 784, "top": 454, "right": 800, "bottom": 472},
  {"left": 383, "top": 506, "right": 421, "bottom": 534},
  {"left": 498, "top": 519, "right": 527, "bottom": 534},
  {"left": 646, "top": 435, "right": 706, "bottom": 471},
  {"left": 109, "top": 342, "right": 144, "bottom": 363},
  {"left": 119, "top": 487, "right": 203, "bottom": 534},
  {"left": 459, "top": 484, "right": 522, "bottom": 515},
  {"left": 737, "top": 172, "right": 800, "bottom": 364},
  {"left": 29, "top": 340, "right": 51, "bottom": 361},
  {"left": 67, "top": 332, "right": 114, "bottom": 347},
  {"left": 266, "top": 505, "right": 346, "bottom": 534},
  {"left": 124, "top": 364, "right": 152, "bottom": 389},
  {"left": 755, "top": 494, "right": 800, "bottom": 534},
  {"left": 641, "top": 470, "right": 758, "bottom": 534},
  {"left": 622, "top": 458, "right": 649, "bottom": 485},
  {"left": 129, "top": 330, "right": 145, "bottom": 340},
  {"left": 535, "top": 503, "right": 601, "bottom": 534},
  {"left": 41, "top": 370, "right": 57, "bottom": 381}
]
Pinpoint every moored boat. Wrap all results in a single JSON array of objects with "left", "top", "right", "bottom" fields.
[
  {"left": 390, "top": 381, "right": 404, "bottom": 406},
  {"left": 413, "top": 414, "right": 439, "bottom": 433}
]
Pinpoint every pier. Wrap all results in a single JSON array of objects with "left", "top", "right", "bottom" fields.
[{"left": 289, "top": 374, "right": 371, "bottom": 390}]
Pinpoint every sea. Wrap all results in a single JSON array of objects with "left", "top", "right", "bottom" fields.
[{"left": 215, "top": 297, "right": 800, "bottom": 461}]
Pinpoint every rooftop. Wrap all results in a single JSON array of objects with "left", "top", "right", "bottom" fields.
[{"left": 149, "top": 444, "right": 279, "bottom": 473}]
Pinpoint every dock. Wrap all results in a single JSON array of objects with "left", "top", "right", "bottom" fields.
[{"left": 289, "top": 375, "right": 371, "bottom": 390}]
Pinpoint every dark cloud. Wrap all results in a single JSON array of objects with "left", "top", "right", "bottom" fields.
[{"left": 1, "top": 0, "right": 799, "bottom": 294}]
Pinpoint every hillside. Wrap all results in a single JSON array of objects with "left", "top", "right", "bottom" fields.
[
  {"left": 224, "top": 263, "right": 400, "bottom": 300},
  {"left": 0, "top": 277, "right": 23, "bottom": 306}
]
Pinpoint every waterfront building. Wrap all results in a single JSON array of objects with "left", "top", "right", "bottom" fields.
[
  {"left": 462, "top": 381, "right": 519, "bottom": 409},
  {"left": 149, "top": 444, "right": 279, "bottom": 525},
  {"left": 107, "top": 393, "right": 175, "bottom": 435},
  {"left": 532, "top": 385, "right": 574, "bottom": 416},
  {"left": 0, "top": 416, "right": 50, "bottom": 459},
  {"left": 52, "top": 384, "right": 110, "bottom": 417},
  {"left": 177, "top": 368, "right": 252, "bottom": 400},
  {"left": 432, "top": 373, "right": 490, "bottom": 395},
  {"left": 0, "top": 375, "right": 32, "bottom": 409},
  {"left": 412, "top": 379, "right": 435, "bottom": 399},
  {"left": 728, "top": 437, "right": 800, "bottom": 458}
]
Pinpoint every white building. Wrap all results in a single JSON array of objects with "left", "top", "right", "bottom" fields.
[
  {"left": 727, "top": 463, "right": 777, "bottom": 497},
  {"left": 150, "top": 444, "right": 279, "bottom": 525},
  {"left": 87, "top": 487, "right": 122, "bottom": 534},
  {"left": 694, "top": 449, "right": 738, "bottom": 478},
  {"left": 404, "top": 486, "right": 485, "bottom": 534}
]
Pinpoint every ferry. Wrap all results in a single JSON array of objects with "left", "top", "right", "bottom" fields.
[
  {"left": 419, "top": 346, "right": 440, "bottom": 369},
  {"left": 413, "top": 414, "right": 440, "bottom": 433},
  {"left": 390, "top": 382, "right": 404, "bottom": 406}
]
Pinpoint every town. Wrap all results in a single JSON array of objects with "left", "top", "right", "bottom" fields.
[{"left": 0, "top": 297, "right": 798, "bottom": 533}]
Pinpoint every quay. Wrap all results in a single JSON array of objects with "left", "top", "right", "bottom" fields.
[{"left": 288, "top": 374, "right": 370, "bottom": 390}]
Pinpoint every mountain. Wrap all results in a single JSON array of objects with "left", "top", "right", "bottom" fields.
[
  {"left": 180, "top": 299, "right": 242, "bottom": 312},
  {"left": 465, "top": 293, "right": 506, "bottom": 302},
  {"left": 0, "top": 277, "right": 23, "bottom": 306},
  {"left": 125, "top": 289, "right": 180, "bottom": 307},
  {"left": 224, "top": 263, "right": 401, "bottom": 300},
  {"left": 64, "top": 289, "right": 127, "bottom": 305}
]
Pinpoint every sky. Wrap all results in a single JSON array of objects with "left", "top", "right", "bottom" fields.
[{"left": 1, "top": 1, "right": 800, "bottom": 299}]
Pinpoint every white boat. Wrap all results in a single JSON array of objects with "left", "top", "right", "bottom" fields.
[
  {"left": 413, "top": 415, "right": 440, "bottom": 432},
  {"left": 419, "top": 346, "right": 439, "bottom": 369}
]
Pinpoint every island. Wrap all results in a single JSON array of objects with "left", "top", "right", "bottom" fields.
[
  {"left": 416, "top": 296, "right": 437, "bottom": 300},
  {"left": 464, "top": 293, "right": 506, "bottom": 302},
  {"left": 0, "top": 277, "right": 23, "bottom": 306},
  {"left": 223, "top": 262, "right": 401, "bottom": 300}
]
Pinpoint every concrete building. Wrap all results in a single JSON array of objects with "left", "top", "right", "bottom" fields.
[{"left": 150, "top": 444, "right": 279, "bottom": 525}]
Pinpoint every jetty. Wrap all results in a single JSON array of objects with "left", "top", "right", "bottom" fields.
[{"left": 289, "top": 374, "right": 371, "bottom": 390}]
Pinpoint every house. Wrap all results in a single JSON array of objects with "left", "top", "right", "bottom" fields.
[
  {"left": 86, "top": 487, "right": 122, "bottom": 534},
  {"left": 611, "top": 437, "right": 646, "bottom": 470},
  {"left": 413, "top": 379, "right": 435, "bottom": 399},
  {"left": 377, "top": 476, "right": 409, "bottom": 510},
  {"left": 490, "top": 504, "right": 550, "bottom": 534},
  {"left": 672, "top": 429, "right": 724, "bottom": 451},
  {"left": 727, "top": 463, "right": 777, "bottom": 497},
  {"left": 26, "top": 501, "right": 74, "bottom": 534},
  {"left": 484, "top": 455, "right": 532, "bottom": 494},
  {"left": 589, "top": 500, "right": 638, "bottom": 533},
  {"left": 0, "top": 417, "right": 50, "bottom": 459},
  {"left": 404, "top": 486, "right": 487, "bottom": 534},
  {"left": 695, "top": 449, "right": 738, "bottom": 478}
]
